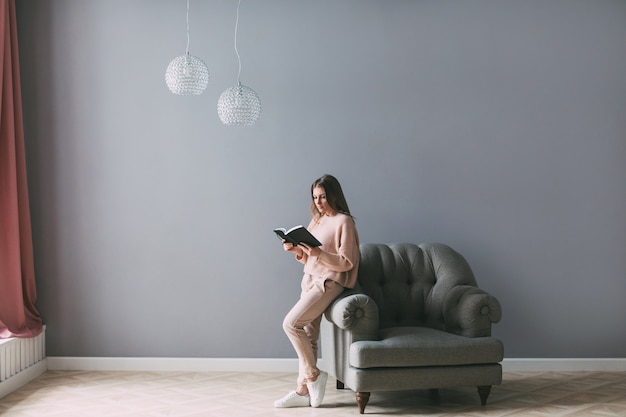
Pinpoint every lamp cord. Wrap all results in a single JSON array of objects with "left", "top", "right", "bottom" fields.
[
  {"left": 234, "top": 0, "right": 242, "bottom": 83},
  {"left": 185, "top": 0, "right": 191, "bottom": 55}
]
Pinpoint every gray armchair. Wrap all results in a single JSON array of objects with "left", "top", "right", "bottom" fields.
[{"left": 321, "top": 243, "right": 503, "bottom": 414}]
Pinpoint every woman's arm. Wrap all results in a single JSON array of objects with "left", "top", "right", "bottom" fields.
[
  {"left": 283, "top": 241, "right": 306, "bottom": 263},
  {"left": 306, "top": 220, "right": 359, "bottom": 273},
  {"left": 319, "top": 223, "right": 359, "bottom": 272}
]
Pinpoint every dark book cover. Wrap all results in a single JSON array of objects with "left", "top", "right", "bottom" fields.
[{"left": 273, "top": 225, "right": 322, "bottom": 247}]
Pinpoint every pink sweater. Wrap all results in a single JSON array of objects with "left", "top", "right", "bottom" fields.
[{"left": 297, "top": 213, "right": 360, "bottom": 289}]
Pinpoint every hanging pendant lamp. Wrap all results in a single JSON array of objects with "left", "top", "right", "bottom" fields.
[
  {"left": 218, "top": 0, "right": 261, "bottom": 125},
  {"left": 165, "top": 0, "right": 209, "bottom": 95}
]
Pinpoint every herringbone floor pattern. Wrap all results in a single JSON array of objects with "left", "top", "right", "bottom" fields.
[{"left": 1, "top": 371, "right": 625, "bottom": 416}]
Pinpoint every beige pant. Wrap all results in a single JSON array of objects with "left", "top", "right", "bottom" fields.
[{"left": 283, "top": 275, "right": 344, "bottom": 389}]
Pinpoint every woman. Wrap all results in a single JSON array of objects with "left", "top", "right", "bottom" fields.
[{"left": 275, "top": 174, "right": 360, "bottom": 408}]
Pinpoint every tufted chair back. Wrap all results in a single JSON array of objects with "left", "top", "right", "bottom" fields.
[{"left": 356, "top": 243, "right": 479, "bottom": 330}]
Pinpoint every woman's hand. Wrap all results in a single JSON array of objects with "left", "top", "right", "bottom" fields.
[
  {"left": 283, "top": 241, "right": 301, "bottom": 254},
  {"left": 299, "top": 243, "right": 321, "bottom": 258}
]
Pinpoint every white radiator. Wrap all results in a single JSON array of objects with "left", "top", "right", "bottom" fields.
[{"left": 0, "top": 327, "right": 46, "bottom": 398}]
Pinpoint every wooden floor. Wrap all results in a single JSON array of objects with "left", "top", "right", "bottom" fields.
[{"left": 1, "top": 371, "right": 625, "bottom": 416}]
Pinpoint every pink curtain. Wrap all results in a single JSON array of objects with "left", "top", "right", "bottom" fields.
[{"left": 0, "top": 0, "right": 43, "bottom": 339}]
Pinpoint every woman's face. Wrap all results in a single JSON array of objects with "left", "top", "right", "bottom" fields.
[{"left": 313, "top": 186, "right": 334, "bottom": 216}]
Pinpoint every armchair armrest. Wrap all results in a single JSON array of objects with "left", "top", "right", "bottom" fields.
[
  {"left": 321, "top": 290, "right": 379, "bottom": 384},
  {"left": 325, "top": 290, "right": 379, "bottom": 341},
  {"left": 443, "top": 285, "right": 502, "bottom": 337}
]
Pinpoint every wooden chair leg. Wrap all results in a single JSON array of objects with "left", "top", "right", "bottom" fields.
[
  {"left": 356, "top": 392, "right": 370, "bottom": 414},
  {"left": 336, "top": 380, "right": 345, "bottom": 389},
  {"left": 477, "top": 385, "right": 492, "bottom": 405}
]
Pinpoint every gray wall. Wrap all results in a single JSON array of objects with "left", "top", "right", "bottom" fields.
[{"left": 16, "top": 0, "right": 626, "bottom": 359}]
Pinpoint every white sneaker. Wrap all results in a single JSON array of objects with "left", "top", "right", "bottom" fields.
[
  {"left": 307, "top": 371, "right": 328, "bottom": 408},
  {"left": 274, "top": 390, "right": 310, "bottom": 408}
]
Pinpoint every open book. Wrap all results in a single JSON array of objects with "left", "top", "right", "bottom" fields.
[{"left": 273, "top": 225, "right": 322, "bottom": 247}]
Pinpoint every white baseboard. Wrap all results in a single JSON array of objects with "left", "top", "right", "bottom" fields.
[
  {"left": 0, "top": 359, "right": 48, "bottom": 399},
  {"left": 502, "top": 358, "right": 626, "bottom": 372},
  {"left": 47, "top": 357, "right": 300, "bottom": 372},
  {"left": 46, "top": 357, "right": 626, "bottom": 373}
]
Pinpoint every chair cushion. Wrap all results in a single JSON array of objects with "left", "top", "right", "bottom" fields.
[{"left": 350, "top": 326, "right": 504, "bottom": 369}]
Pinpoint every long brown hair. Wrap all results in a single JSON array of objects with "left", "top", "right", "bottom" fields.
[{"left": 310, "top": 174, "right": 353, "bottom": 223}]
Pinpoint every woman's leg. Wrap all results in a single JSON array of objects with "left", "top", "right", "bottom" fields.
[
  {"left": 304, "top": 314, "right": 322, "bottom": 362},
  {"left": 283, "top": 277, "right": 343, "bottom": 392}
]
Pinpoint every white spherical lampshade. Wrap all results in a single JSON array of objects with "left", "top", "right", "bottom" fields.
[
  {"left": 165, "top": 54, "right": 209, "bottom": 95},
  {"left": 217, "top": 82, "right": 261, "bottom": 126}
]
